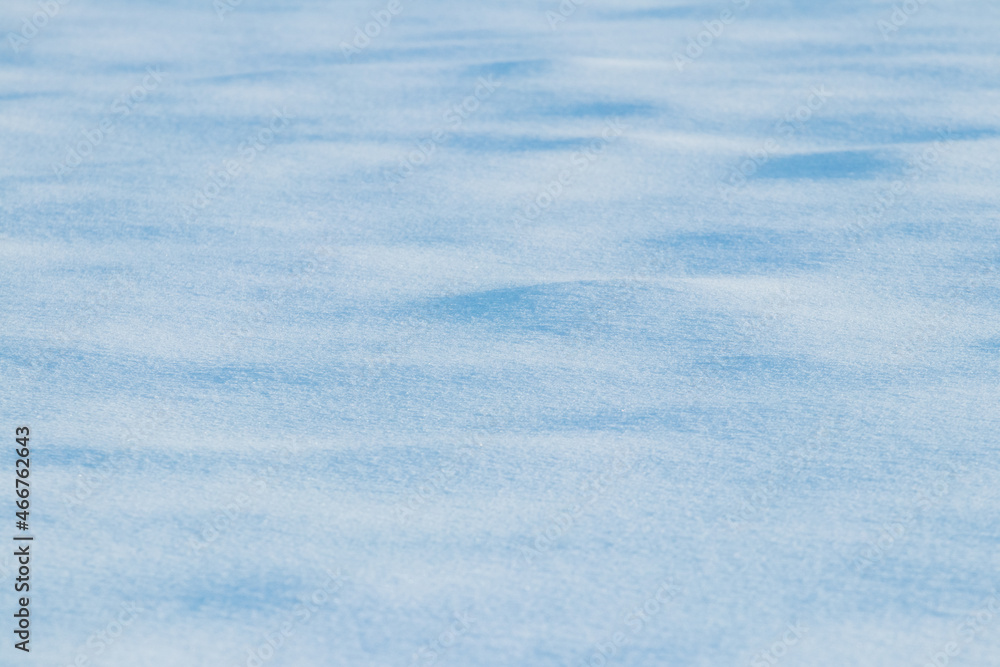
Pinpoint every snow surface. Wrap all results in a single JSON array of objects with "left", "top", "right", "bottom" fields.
[{"left": 1, "top": 0, "right": 999, "bottom": 665}]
